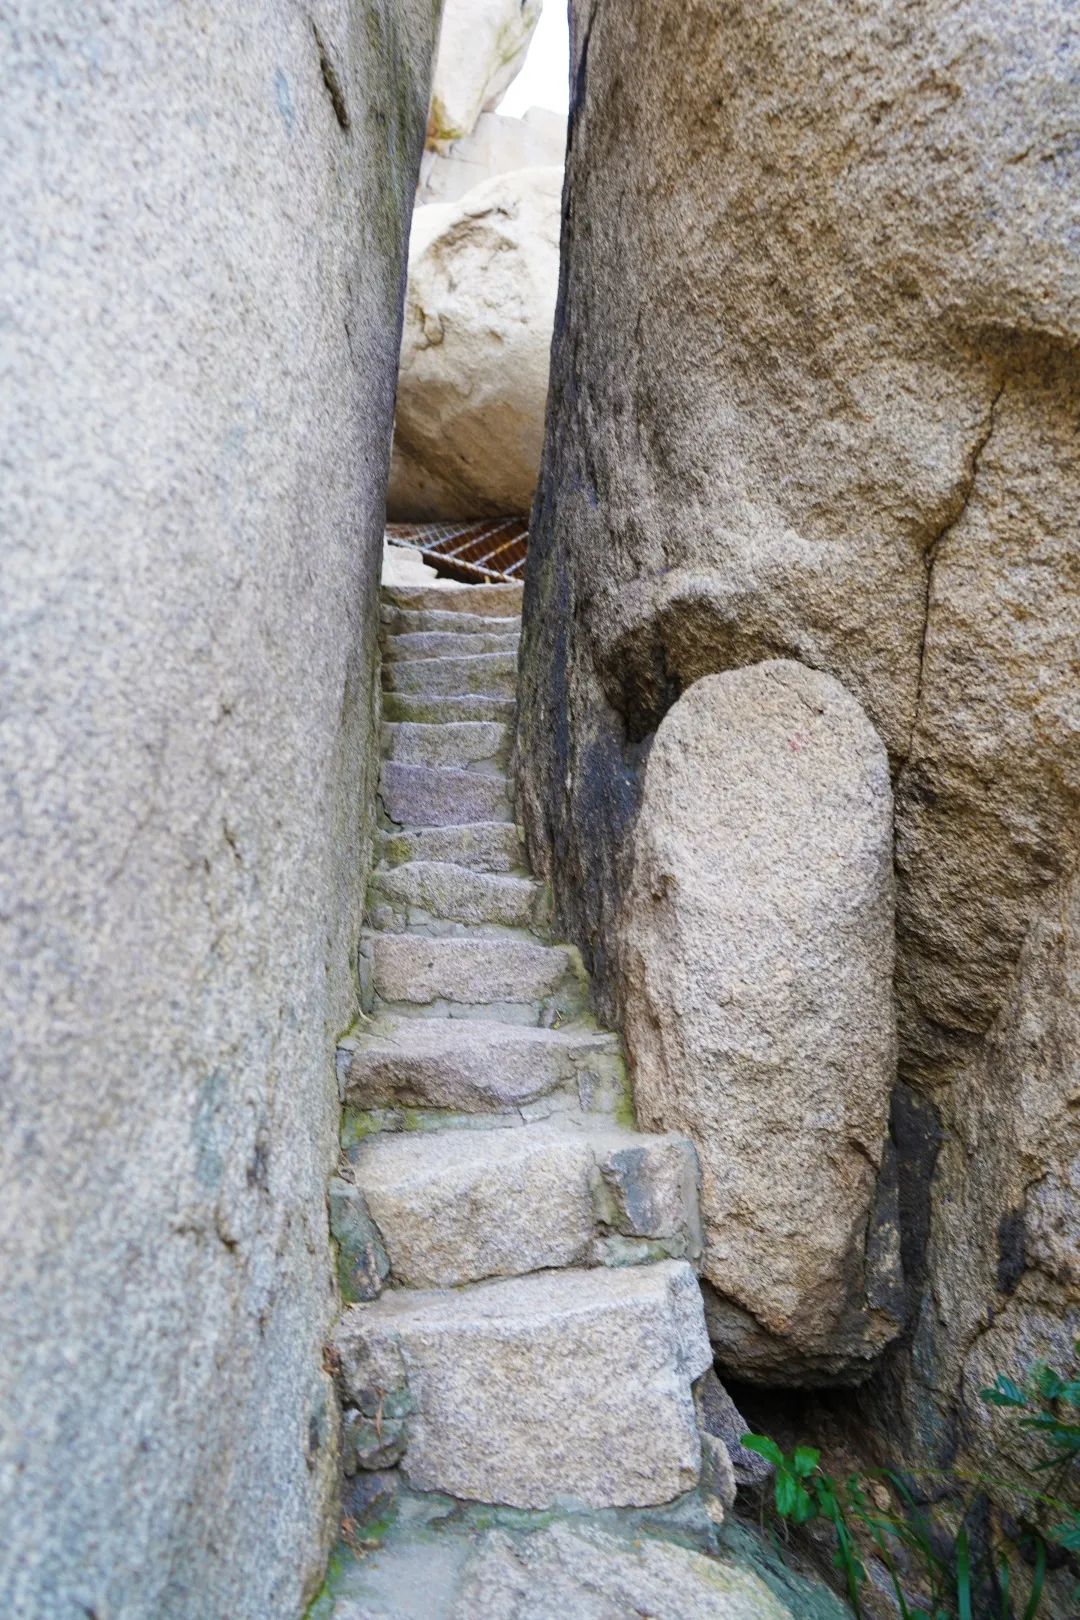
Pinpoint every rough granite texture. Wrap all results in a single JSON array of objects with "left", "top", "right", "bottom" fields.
[
  {"left": 333, "top": 1260, "right": 712, "bottom": 1509},
  {"left": 0, "top": 4, "right": 437, "bottom": 1616},
  {"left": 516, "top": 0, "right": 1079, "bottom": 1487},
  {"left": 623, "top": 664, "right": 900, "bottom": 1381}
]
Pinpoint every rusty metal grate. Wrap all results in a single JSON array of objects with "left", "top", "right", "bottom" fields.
[{"left": 385, "top": 517, "right": 528, "bottom": 584}]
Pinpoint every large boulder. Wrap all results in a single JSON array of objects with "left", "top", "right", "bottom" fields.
[
  {"left": 427, "top": 0, "right": 543, "bottom": 151},
  {"left": 623, "top": 664, "right": 900, "bottom": 1382},
  {"left": 388, "top": 165, "right": 561, "bottom": 519},
  {"left": 0, "top": 3, "right": 437, "bottom": 1615},
  {"left": 419, "top": 105, "right": 566, "bottom": 204},
  {"left": 515, "top": 0, "right": 1079, "bottom": 1481}
]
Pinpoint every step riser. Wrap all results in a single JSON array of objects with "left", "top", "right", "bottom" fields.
[
  {"left": 382, "top": 606, "right": 524, "bottom": 637},
  {"left": 341, "top": 1023, "right": 624, "bottom": 1113},
  {"left": 368, "top": 863, "right": 545, "bottom": 935},
  {"left": 333, "top": 1262, "right": 712, "bottom": 1511},
  {"left": 382, "top": 653, "right": 517, "bottom": 698},
  {"left": 382, "top": 721, "right": 510, "bottom": 773},
  {"left": 381, "top": 581, "right": 524, "bottom": 618},
  {"left": 380, "top": 762, "right": 511, "bottom": 828},
  {"left": 383, "top": 630, "right": 519, "bottom": 662},
  {"left": 352, "top": 1124, "right": 701, "bottom": 1289},
  {"left": 377, "top": 824, "right": 524, "bottom": 874},
  {"left": 363, "top": 935, "right": 587, "bottom": 1017},
  {"left": 381, "top": 693, "right": 516, "bottom": 726}
]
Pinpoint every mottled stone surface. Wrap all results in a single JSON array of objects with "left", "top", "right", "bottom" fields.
[
  {"left": 623, "top": 664, "right": 899, "bottom": 1380},
  {"left": 516, "top": 0, "right": 1078, "bottom": 1466},
  {"left": 0, "top": 4, "right": 436, "bottom": 1615},
  {"left": 333, "top": 1261, "right": 712, "bottom": 1509}
]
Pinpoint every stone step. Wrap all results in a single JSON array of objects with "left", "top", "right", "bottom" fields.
[
  {"left": 365, "top": 934, "right": 587, "bottom": 1018},
  {"left": 382, "top": 629, "right": 519, "bottom": 662},
  {"left": 352, "top": 1119, "right": 701, "bottom": 1289},
  {"left": 381, "top": 651, "right": 517, "bottom": 698},
  {"left": 377, "top": 822, "right": 524, "bottom": 874},
  {"left": 381, "top": 580, "right": 523, "bottom": 618},
  {"left": 340, "top": 1016, "right": 624, "bottom": 1112},
  {"left": 368, "top": 861, "right": 546, "bottom": 935},
  {"left": 379, "top": 762, "right": 511, "bottom": 828},
  {"left": 381, "top": 605, "right": 524, "bottom": 637},
  {"left": 333, "top": 1259, "right": 712, "bottom": 1510},
  {"left": 381, "top": 692, "right": 517, "bottom": 726},
  {"left": 382, "top": 720, "right": 509, "bottom": 773}
]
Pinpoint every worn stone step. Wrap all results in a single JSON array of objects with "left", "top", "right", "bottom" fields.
[
  {"left": 377, "top": 822, "right": 524, "bottom": 874},
  {"left": 379, "top": 762, "right": 511, "bottom": 828},
  {"left": 382, "top": 720, "right": 509, "bottom": 773},
  {"left": 381, "top": 580, "right": 523, "bottom": 618},
  {"left": 382, "top": 651, "right": 517, "bottom": 698},
  {"left": 353, "top": 1119, "right": 701, "bottom": 1289},
  {"left": 381, "top": 691, "right": 517, "bottom": 726},
  {"left": 368, "top": 862, "right": 545, "bottom": 935},
  {"left": 381, "top": 605, "right": 523, "bottom": 637},
  {"left": 366, "top": 934, "right": 587, "bottom": 1017},
  {"left": 333, "top": 1259, "right": 712, "bottom": 1510},
  {"left": 383, "top": 629, "right": 519, "bottom": 662},
  {"left": 340, "top": 1016, "right": 623, "bottom": 1112}
]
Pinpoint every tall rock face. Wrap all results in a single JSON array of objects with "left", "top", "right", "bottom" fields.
[
  {"left": 517, "top": 0, "right": 1078, "bottom": 1461},
  {"left": 0, "top": 5, "right": 437, "bottom": 1617}
]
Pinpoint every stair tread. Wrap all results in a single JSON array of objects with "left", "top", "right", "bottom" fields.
[
  {"left": 382, "top": 651, "right": 517, "bottom": 697},
  {"left": 381, "top": 581, "right": 523, "bottom": 617},
  {"left": 368, "top": 861, "right": 543, "bottom": 934},
  {"left": 382, "top": 692, "right": 516, "bottom": 725},
  {"left": 379, "top": 761, "right": 511, "bottom": 828},
  {"left": 377, "top": 822, "right": 524, "bottom": 873},
  {"left": 383, "top": 629, "right": 519, "bottom": 662}
]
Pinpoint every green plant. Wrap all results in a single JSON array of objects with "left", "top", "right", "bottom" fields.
[
  {"left": 981, "top": 1339, "right": 1080, "bottom": 1569},
  {"left": 742, "top": 1343, "right": 1080, "bottom": 1616}
]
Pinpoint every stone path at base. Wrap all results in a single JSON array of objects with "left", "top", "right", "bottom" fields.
[{"left": 319, "top": 578, "right": 845, "bottom": 1619}]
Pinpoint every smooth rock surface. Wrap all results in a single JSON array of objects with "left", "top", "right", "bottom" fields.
[
  {"left": 426, "top": 0, "right": 542, "bottom": 150},
  {"left": 623, "top": 663, "right": 900, "bottom": 1381},
  {"left": 388, "top": 167, "right": 561, "bottom": 519},
  {"left": 0, "top": 6, "right": 436, "bottom": 1616},
  {"left": 333, "top": 1261, "right": 712, "bottom": 1509}
]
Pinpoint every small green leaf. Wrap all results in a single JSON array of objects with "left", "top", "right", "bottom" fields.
[
  {"left": 980, "top": 1376, "right": 1027, "bottom": 1408},
  {"left": 775, "top": 1470, "right": 798, "bottom": 1517},
  {"left": 792, "top": 1444, "right": 820, "bottom": 1478},
  {"left": 1050, "top": 1519, "right": 1080, "bottom": 1552},
  {"left": 791, "top": 1482, "right": 815, "bottom": 1524},
  {"left": 741, "top": 1433, "right": 783, "bottom": 1467}
]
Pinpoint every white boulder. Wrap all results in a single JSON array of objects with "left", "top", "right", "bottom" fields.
[
  {"left": 419, "top": 106, "right": 566, "bottom": 203},
  {"left": 389, "top": 165, "right": 561, "bottom": 519},
  {"left": 427, "top": 0, "right": 543, "bottom": 150}
]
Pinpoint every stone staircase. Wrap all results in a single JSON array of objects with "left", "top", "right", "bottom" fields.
[{"left": 318, "top": 577, "right": 832, "bottom": 1618}]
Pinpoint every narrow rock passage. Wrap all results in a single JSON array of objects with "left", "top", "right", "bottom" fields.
[{"left": 318, "top": 576, "right": 843, "bottom": 1618}]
